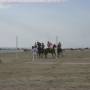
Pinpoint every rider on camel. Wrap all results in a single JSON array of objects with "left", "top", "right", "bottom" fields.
[
  {"left": 57, "top": 42, "right": 61, "bottom": 48},
  {"left": 47, "top": 41, "right": 53, "bottom": 48}
]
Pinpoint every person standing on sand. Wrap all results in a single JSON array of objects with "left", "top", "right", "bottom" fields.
[{"left": 31, "top": 46, "right": 38, "bottom": 61}]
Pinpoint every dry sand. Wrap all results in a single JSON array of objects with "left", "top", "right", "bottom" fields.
[{"left": 0, "top": 49, "right": 90, "bottom": 90}]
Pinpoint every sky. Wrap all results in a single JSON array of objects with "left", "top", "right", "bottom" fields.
[{"left": 0, "top": 0, "right": 90, "bottom": 48}]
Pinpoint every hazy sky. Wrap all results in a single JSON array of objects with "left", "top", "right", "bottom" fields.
[{"left": 0, "top": 0, "right": 90, "bottom": 48}]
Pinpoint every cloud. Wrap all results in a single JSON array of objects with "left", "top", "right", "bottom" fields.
[
  {"left": 0, "top": 4, "right": 11, "bottom": 9},
  {"left": 0, "top": 0, "right": 68, "bottom": 3},
  {"left": 0, "top": 0, "right": 69, "bottom": 9}
]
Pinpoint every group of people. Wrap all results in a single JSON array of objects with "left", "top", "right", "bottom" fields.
[{"left": 31, "top": 41, "right": 62, "bottom": 60}]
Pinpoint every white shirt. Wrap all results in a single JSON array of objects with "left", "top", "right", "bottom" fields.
[{"left": 32, "top": 47, "right": 38, "bottom": 55}]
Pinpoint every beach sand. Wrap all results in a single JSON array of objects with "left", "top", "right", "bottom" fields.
[{"left": 0, "top": 49, "right": 90, "bottom": 90}]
